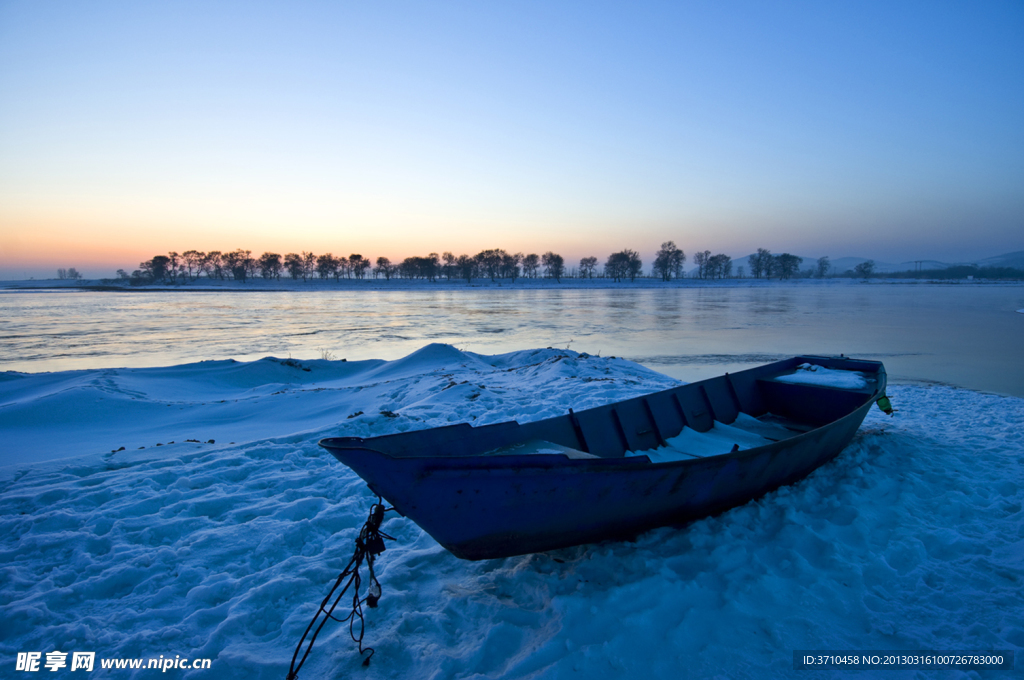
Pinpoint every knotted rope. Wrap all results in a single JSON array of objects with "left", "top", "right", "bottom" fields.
[{"left": 286, "top": 498, "right": 394, "bottom": 679}]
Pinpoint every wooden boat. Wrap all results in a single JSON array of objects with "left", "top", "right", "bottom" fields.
[{"left": 320, "top": 356, "right": 887, "bottom": 560}]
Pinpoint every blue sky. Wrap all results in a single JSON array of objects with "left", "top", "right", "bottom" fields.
[{"left": 1, "top": 1, "right": 1022, "bottom": 277}]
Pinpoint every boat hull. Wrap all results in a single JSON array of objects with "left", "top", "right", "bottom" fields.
[{"left": 321, "top": 356, "right": 885, "bottom": 560}]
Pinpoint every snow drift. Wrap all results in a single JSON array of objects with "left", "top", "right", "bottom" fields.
[{"left": 1, "top": 345, "right": 1021, "bottom": 678}]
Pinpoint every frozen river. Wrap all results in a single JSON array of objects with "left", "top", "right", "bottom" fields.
[{"left": 2, "top": 281, "right": 1023, "bottom": 396}]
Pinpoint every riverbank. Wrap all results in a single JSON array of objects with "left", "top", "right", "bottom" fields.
[{"left": 5, "top": 276, "right": 1024, "bottom": 292}]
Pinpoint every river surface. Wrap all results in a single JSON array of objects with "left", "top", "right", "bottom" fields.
[{"left": 2, "top": 282, "right": 1023, "bottom": 396}]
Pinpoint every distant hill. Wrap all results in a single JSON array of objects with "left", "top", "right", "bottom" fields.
[
  {"left": 828, "top": 257, "right": 950, "bottom": 274},
  {"left": 727, "top": 254, "right": 902, "bottom": 275},
  {"left": 718, "top": 251, "right": 1024, "bottom": 276},
  {"left": 722, "top": 254, "right": 885, "bottom": 275},
  {"left": 974, "top": 250, "right": 1024, "bottom": 270}
]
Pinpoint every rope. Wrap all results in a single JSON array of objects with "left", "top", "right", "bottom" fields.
[{"left": 286, "top": 498, "right": 394, "bottom": 679}]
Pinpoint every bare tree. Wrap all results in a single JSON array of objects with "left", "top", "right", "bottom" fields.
[
  {"left": 605, "top": 252, "right": 627, "bottom": 282},
  {"left": 242, "top": 250, "right": 258, "bottom": 281},
  {"left": 625, "top": 249, "right": 643, "bottom": 281},
  {"left": 181, "top": 250, "right": 204, "bottom": 281},
  {"left": 441, "top": 252, "right": 456, "bottom": 280},
  {"left": 57, "top": 267, "right": 83, "bottom": 280},
  {"left": 333, "top": 255, "right": 349, "bottom": 279},
  {"left": 397, "top": 255, "right": 440, "bottom": 280},
  {"left": 501, "top": 252, "right": 522, "bottom": 281},
  {"left": 349, "top": 254, "right": 370, "bottom": 279},
  {"left": 203, "top": 251, "right": 224, "bottom": 279},
  {"left": 707, "top": 253, "right": 732, "bottom": 279},
  {"left": 748, "top": 248, "right": 771, "bottom": 279},
  {"left": 375, "top": 256, "right": 394, "bottom": 280},
  {"left": 603, "top": 250, "right": 641, "bottom": 281},
  {"left": 140, "top": 255, "right": 171, "bottom": 282},
  {"left": 398, "top": 258, "right": 417, "bottom": 279},
  {"left": 221, "top": 251, "right": 240, "bottom": 281},
  {"left": 773, "top": 253, "right": 803, "bottom": 280},
  {"left": 693, "top": 250, "right": 711, "bottom": 279},
  {"left": 579, "top": 256, "right": 598, "bottom": 278},
  {"left": 522, "top": 253, "right": 540, "bottom": 278},
  {"left": 258, "top": 252, "right": 283, "bottom": 280},
  {"left": 222, "top": 249, "right": 254, "bottom": 281},
  {"left": 166, "top": 252, "right": 182, "bottom": 282},
  {"left": 815, "top": 256, "right": 831, "bottom": 278},
  {"left": 853, "top": 260, "right": 875, "bottom": 278},
  {"left": 284, "top": 253, "right": 304, "bottom": 280},
  {"left": 426, "top": 253, "right": 441, "bottom": 281},
  {"left": 653, "top": 241, "right": 686, "bottom": 281},
  {"left": 456, "top": 254, "right": 476, "bottom": 282},
  {"left": 316, "top": 253, "right": 339, "bottom": 279},
  {"left": 474, "top": 249, "right": 506, "bottom": 281},
  {"left": 300, "top": 252, "right": 316, "bottom": 281},
  {"left": 541, "top": 252, "right": 565, "bottom": 282}
]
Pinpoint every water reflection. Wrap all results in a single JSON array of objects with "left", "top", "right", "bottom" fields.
[{"left": 1, "top": 285, "right": 1022, "bottom": 396}]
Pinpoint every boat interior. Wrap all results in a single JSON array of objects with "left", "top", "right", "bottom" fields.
[{"left": 323, "top": 356, "right": 884, "bottom": 462}]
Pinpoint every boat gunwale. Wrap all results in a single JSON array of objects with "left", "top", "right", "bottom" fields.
[
  {"left": 320, "top": 355, "right": 886, "bottom": 469},
  {"left": 321, "top": 398, "right": 872, "bottom": 471}
]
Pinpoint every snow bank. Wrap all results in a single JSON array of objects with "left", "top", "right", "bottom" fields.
[
  {"left": 0, "top": 345, "right": 674, "bottom": 468},
  {"left": 1, "top": 346, "right": 1022, "bottom": 679}
]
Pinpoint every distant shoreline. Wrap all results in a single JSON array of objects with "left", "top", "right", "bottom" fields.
[{"left": 3, "top": 276, "right": 1024, "bottom": 293}]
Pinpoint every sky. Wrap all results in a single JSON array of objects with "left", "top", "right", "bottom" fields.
[{"left": 1, "top": 1, "right": 1023, "bottom": 279}]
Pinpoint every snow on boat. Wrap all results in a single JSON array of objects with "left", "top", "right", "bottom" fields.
[{"left": 320, "top": 356, "right": 887, "bottom": 560}]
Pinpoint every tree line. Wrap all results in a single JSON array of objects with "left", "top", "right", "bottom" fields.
[
  {"left": 747, "top": 249, "right": 817, "bottom": 279},
  {"left": 116, "top": 242, "right": 703, "bottom": 285},
  {"left": 104, "top": 243, "right": 901, "bottom": 285}
]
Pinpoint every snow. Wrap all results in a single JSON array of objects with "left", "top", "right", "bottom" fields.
[
  {"left": 0, "top": 344, "right": 674, "bottom": 468},
  {"left": 774, "top": 363, "right": 869, "bottom": 390},
  {"left": 2, "top": 344, "right": 1022, "bottom": 678},
  {"left": 626, "top": 415, "right": 777, "bottom": 462}
]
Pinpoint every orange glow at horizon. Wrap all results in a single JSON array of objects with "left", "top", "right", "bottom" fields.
[{"left": 2, "top": 202, "right": 751, "bottom": 276}]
